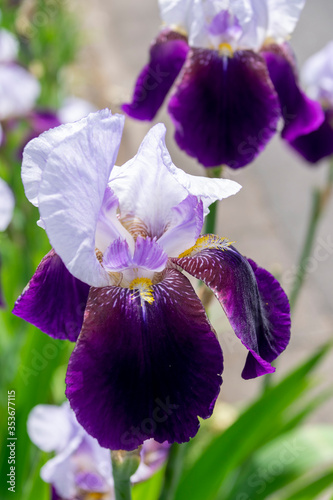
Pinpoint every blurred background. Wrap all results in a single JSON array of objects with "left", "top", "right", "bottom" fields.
[{"left": 0, "top": 0, "right": 332, "bottom": 499}]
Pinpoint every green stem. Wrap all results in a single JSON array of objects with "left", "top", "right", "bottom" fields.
[
  {"left": 111, "top": 449, "right": 141, "bottom": 500},
  {"left": 289, "top": 159, "right": 333, "bottom": 312},
  {"left": 158, "top": 443, "right": 187, "bottom": 500},
  {"left": 204, "top": 166, "right": 223, "bottom": 235},
  {"left": 204, "top": 199, "right": 218, "bottom": 235}
]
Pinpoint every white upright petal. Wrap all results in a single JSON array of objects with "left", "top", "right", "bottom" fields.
[
  {"left": 0, "top": 178, "right": 14, "bottom": 231},
  {"left": 110, "top": 123, "right": 190, "bottom": 239},
  {"left": 301, "top": 41, "right": 333, "bottom": 107},
  {"left": 22, "top": 115, "right": 92, "bottom": 207},
  {"left": 38, "top": 110, "right": 124, "bottom": 287},
  {"left": 0, "top": 29, "right": 18, "bottom": 62},
  {"left": 0, "top": 64, "right": 40, "bottom": 120},
  {"left": 266, "top": 0, "right": 306, "bottom": 43},
  {"left": 27, "top": 404, "right": 75, "bottom": 453},
  {"left": 159, "top": 0, "right": 195, "bottom": 31},
  {"left": 167, "top": 163, "right": 241, "bottom": 216},
  {"left": 40, "top": 434, "right": 83, "bottom": 499},
  {"left": 236, "top": 0, "right": 269, "bottom": 50}
]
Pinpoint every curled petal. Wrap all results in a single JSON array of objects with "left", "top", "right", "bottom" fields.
[
  {"left": 168, "top": 48, "right": 280, "bottom": 168},
  {"left": 13, "top": 250, "right": 90, "bottom": 341},
  {"left": 66, "top": 269, "right": 223, "bottom": 450},
  {"left": 262, "top": 44, "right": 324, "bottom": 142},
  {"left": 174, "top": 239, "right": 291, "bottom": 378},
  {"left": 287, "top": 109, "right": 333, "bottom": 164},
  {"left": 123, "top": 29, "right": 189, "bottom": 120}
]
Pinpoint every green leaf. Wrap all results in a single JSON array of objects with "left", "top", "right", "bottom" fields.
[
  {"left": 174, "top": 345, "right": 330, "bottom": 500},
  {"left": 282, "top": 469, "right": 333, "bottom": 500},
  {"left": 133, "top": 468, "right": 165, "bottom": 500},
  {"left": 225, "top": 426, "right": 333, "bottom": 500}
]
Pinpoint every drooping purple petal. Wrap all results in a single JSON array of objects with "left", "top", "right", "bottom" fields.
[
  {"left": 13, "top": 250, "right": 90, "bottom": 341},
  {"left": 287, "top": 109, "right": 333, "bottom": 164},
  {"left": 66, "top": 269, "right": 223, "bottom": 451},
  {"left": 168, "top": 48, "right": 280, "bottom": 168},
  {"left": 174, "top": 241, "right": 290, "bottom": 378},
  {"left": 262, "top": 43, "right": 324, "bottom": 142},
  {"left": 122, "top": 29, "right": 189, "bottom": 121}
]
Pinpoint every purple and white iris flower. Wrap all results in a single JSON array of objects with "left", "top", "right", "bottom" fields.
[
  {"left": 286, "top": 41, "right": 333, "bottom": 163},
  {"left": 123, "top": 0, "right": 323, "bottom": 169},
  {"left": 14, "top": 109, "right": 291, "bottom": 451},
  {"left": 0, "top": 177, "right": 14, "bottom": 307},
  {"left": 0, "top": 27, "right": 40, "bottom": 142},
  {"left": 28, "top": 402, "right": 169, "bottom": 500}
]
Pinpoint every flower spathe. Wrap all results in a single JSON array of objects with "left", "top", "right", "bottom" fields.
[
  {"left": 14, "top": 110, "right": 291, "bottom": 450},
  {"left": 27, "top": 402, "right": 170, "bottom": 500},
  {"left": 123, "top": 0, "right": 323, "bottom": 168},
  {"left": 285, "top": 41, "right": 333, "bottom": 163}
]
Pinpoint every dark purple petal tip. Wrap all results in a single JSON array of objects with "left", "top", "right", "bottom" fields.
[
  {"left": 168, "top": 48, "right": 280, "bottom": 168},
  {"left": 66, "top": 269, "right": 223, "bottom": 450},
  {"left": 174, "top": 242, "right": 291, "bottom": 379},
  {"left": 262, "top": 44, "right": 324, "bottom": 142},
  {"left": 242, "top": 258, "right": 291, "bottom": 379},
  {"left": 122, "top": 29, "right": 189, "bottom": 121},
  {"left": 288, "top": 109, "right": 333, "bottom": 164},
  {"left": 13, "top": 250, "right": 90, "bottom": 341}
]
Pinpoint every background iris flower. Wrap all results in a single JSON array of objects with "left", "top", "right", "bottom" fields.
[
  {"left": 286, "top": 41, "right": 333, "bottom": 163},
  {"left": 28, "top": 402, "right": 170, "bottom": 500},
  {"left": 14, "top": 109, "right": 290, "bottom": 451},
  {"left": 123, "top": 0, "right": 323, "bottom": 168},
  {"left": 0, "top": 26, "right": 40, "bottom": 142},
  {"left": 0, "top": 176, "right": 14, "bottom": 307}
]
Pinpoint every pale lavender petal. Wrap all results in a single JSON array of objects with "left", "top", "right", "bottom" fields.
[
  {"left": 37, "top": 110, "right": 125, "bottom": 287},
  {"left": 0, "top": 63, "right": 40, "bottom": 120},
  {"left": 0, "top": 29, "right": 18, "bottom": 62},
  {"left": 0, "top": 178, "right": 14, "bottom": 231},
  {"left": 267, "top": 0, "right": 306, "bottom": 42},
  {"left": 157, "top": 194, "right": 204, "bottom": 256},
  {"left": 132, "top": 236, "right": 168, "bottom": 271},
  {"left": 95, "top": 186, "right": 134, "bottom": 254},
  {"left": 27, "top": 403, "right": 76, "bottom": 453}
]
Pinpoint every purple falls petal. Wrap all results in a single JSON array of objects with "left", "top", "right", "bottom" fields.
[
  {"left": 66, "top": 269, "right": 223, "bottom": 451},
  {"left": 174, "top": 244, "right": 291, "bottom": 379},
  {"left": 288, "top": 109, "right": 333, "bottom": 164},
  {"left": 13, "top": 250, "right": 90, "bottom": 341},
  {"left": 122, "top": 29, "right": 189, "bottom": 121},
  {"left": 262, "top": 43, "right": 324, "bottom": 142},
  {"left": 168, "top": 48, "right": 280, "bottom": 168}
]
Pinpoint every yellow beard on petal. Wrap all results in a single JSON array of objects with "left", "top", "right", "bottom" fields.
[
  {"left": 129, "top": 277, "right": 154, "bottom": 305},
  {"left": 178, "top": 234, "right": 233, "bottom": 258},
  {"left": 218, "top": 42, "right": 234, "bottom": 57}
]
